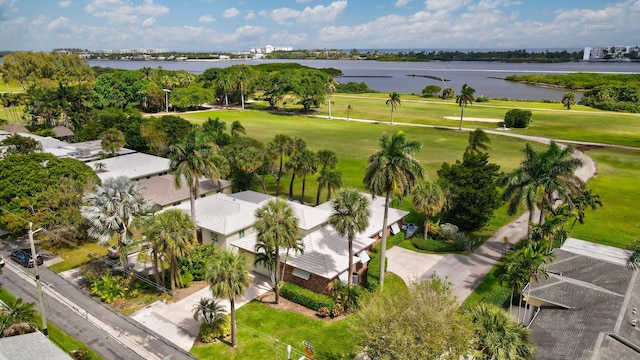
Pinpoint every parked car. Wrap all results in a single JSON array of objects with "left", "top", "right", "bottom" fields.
[
  {"left": 10, "top": 248, "right": 44, "bottom": 268},
  {"left": 402, "top": 223, "right": 419, "bottom": 238},
  {"left": 0, "top": 254, "right": 5, "bottom": 268},
  {"left": 107, "top": 245, "right": 119, "bottom": 259}
]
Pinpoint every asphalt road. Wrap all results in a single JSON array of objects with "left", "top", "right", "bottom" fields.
[{"left": 0, "top": 245, "right": 195, "bottom": 360}]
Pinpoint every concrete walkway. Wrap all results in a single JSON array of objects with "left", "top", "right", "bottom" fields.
[{"left": 131, "top": 273, "right": 271, "bottom": 351}]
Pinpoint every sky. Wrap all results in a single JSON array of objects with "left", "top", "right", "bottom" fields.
[{"left": 1, "top": 0, "right": 639, "bottom": 52}]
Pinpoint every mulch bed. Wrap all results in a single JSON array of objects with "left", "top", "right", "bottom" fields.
[{"left": 257, "top": 291, "right": 346, "bottom": 321}]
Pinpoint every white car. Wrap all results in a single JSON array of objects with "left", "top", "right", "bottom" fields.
[{"left": 0, "top": 254, "right": 5, "bottom": 268}]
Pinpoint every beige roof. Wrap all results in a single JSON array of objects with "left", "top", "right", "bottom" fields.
[
  {"left": 170, "top": 193, "right": 259, "bottom": 235},
  {"left": 233, "top": 225, "right": 376, "bottom": 280},
  {"left": 52, "top": 125, "right": 74, "bottom": 137},
  {"left": 4, "top": 123, "right": 29, "bottom": 133},
  {"left": 139, "top": 174, "right": 232, "bottom": 207}
]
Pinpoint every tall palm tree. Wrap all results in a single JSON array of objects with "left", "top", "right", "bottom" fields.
[
  {"left": 254, "top": 199, "right": 299, "bottom": 304},
  {"left": 326, "top": 79, "right": 336, "bottom": 119},
  {"left": 133, "top": 213, "right": 164, "bottom": 290},
  {"left": 363, "top": 131, "right": 424, "bottom": 288},
  {"left": 466, "top": 129, "right": 492, "bottom": 154},
  {"left": 467, "top": 303, "right": 535, "bottom": 360},
  {"left": 81, "top": 176, "right": 155, "bottom": 269},
  {"left": 330, "top": 189, "right": 370, "bottom": 299},
  {"left": 170, "top": 128, "right": 221, "bottom": 224},
  {"left": 411, "top": 181, "right": 446, "bottom": 240},
  {"left": 216, "top": 73, "right": 233, "bottom": 109},
  {"left": 317, "top": 169, "right": 343, "bottom": 205},
  {"left": 205, "top": 251, "right": 251, "bottom": 348},
  {"left": 567, "top": 188, "right": 602, "bottom": 236},
  {"left": 456, "top": 83, "right": 475, "bottom": 130},
  {"left": 290, "top": 149, "right": 318, "bottom": 203},
  {"left": 385, "top": 92, "right": 401, "bottom": 124},
  {"left": 284, "top": 138, "right": 309, "bottom": 199},
  {"left": 154, "top": 209, "right": 196, "bottom": 293},
  {"left": 499, "top": 250, "right": 529, "bottom": 318},
  {"left": 316, "top": 149, "right": 339, "bottom": 204},
  {"left": 512, "top": 241, "right": 554, "bottom": 324},
  {"left": 268, "top": 134, "right": 294, "bottom": 196}
]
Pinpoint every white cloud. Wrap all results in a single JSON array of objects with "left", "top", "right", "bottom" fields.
[
  {"left": 264, "top": 0, "right": 347, "bottom": 23},
  {"left": 235, "top": 25, "right": 266, "bottom": 38},
  {"left": 425, "top": 0, "right": 470, "bottom": 12},
  {"left": 296, "top": 0, "right": 311, "bottom": 3},
  {"left": 0, "top": 0, "right": 18, "bottom": 21},
  {"left": 468, "top": 0, "right": 521, "bottom": 12},
  {"left": 395, "top": 0, "right": 411, "bottom": 7},
  {"left": 59, "top": 1, "right": 72, "bottom": 8},
  {"left": 223, "top": 7, "right": 240, "bottom": 18},
  {"left": 84, "top": 0, "right": 169, "bottom": 25},
  {"left": 245, "top": 11, "right": 255, "bottom": 20},
  {"left": 142, "top": 17, "right": 155, "bottom": 27},
  {"left": 198, "top": 14, "right": 215, "bottom": 23}
]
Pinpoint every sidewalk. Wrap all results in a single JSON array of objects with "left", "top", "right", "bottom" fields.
[{"left": 131, "top": 273, "right": 271, "bottom": 351}]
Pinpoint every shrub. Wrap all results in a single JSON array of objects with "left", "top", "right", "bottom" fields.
[
  {"left": 69, "top": 347, "right": 91, "bottom": 360},
  {"left": 475, "top": 96, "right": 490, "bottom": 103},
  {"left": 317, "top": 306, "right": 330, "bottom": 318},
  {"left": 90, "top": 275, "right": 126, "bottom": 303},
  {"left": 439, "top": 223, "right": 459, "bottom": 241},
  {"left": 199, "top": 315, "right": 231, "bottom": 343},
  {"left": 177, "top": 270, "right": 194, "bottom": 288},
  {"left": 412, "top": 238, "right": 465, "bottom": 252},
  {"left": 331, "top": 303, "right": 344, "bottom": 318},
  {"left": 422, "top": 84, "right": 442, "bottom": 97},
  {"left": 481, "top": 288, "right": 511, "bottom": 308},
  {"left": 81, "top": 259, "right": 113, "bottom": 285},
  {"left": 280, "top": 282, "right": 335, "bottom": 311},
  {"left": 503, "top": 109, "right": 532, "bottom": 128},
  {"left": 387, "top": 232, "right": 406, "bottom": 248},
  {"left": 179, "top": 244, "right": 216, "bottom": 281}
]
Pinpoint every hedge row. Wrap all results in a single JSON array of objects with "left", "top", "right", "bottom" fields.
[
  {"left": 412, "top": 238, "right": 465, "bottom": 252},
  {"left": 280, "top": 282, "right": 335, "bottom": 311}
]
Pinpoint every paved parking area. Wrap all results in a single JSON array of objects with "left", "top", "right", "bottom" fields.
[{"left": 386, "top": 246, "right": 444, "bottom": 284}]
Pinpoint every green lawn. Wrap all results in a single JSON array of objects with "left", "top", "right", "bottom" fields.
[
  {"left": 190, "top": 273, "right": 407, "bottom": 359},
  {"left": 48, "top": 242, "right": 110, "bottom": 273},
  {"left": 0, "top": 288, "right": 103, "bottom": 359}
]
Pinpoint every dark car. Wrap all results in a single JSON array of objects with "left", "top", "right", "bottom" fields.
[{"left": 10, "top": 248, "right": 44, "bottom": 268}]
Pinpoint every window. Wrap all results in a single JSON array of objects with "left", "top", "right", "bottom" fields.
[
  {"left": 239, "top": 229, "right": 245, "bottom": 239},
  {"left": 292, "top": 268, "right": 311, "bottom": 280}
]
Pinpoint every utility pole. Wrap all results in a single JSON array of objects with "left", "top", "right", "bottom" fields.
[
  {"left": 28, "top": 222, "right": 48, "bottom": 337},
  {"left": 163, "top": 88, "right": 171, "bottom": 113}
]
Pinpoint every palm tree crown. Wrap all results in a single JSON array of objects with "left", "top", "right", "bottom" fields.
[
  {"left": 386, "top": 92, "right": 401, "bottom": 124},
  {"left": 363, "top": 131, "right": 424, "bottom": 288},
  {"left": 456, "top": 83, "right": 475, "bottom": 130},
  {"left": 154, "top": 209, "right": 196, "bottom": 292},
  {"left": 411, "top": 181, "right": 446, "bottom": 240}
]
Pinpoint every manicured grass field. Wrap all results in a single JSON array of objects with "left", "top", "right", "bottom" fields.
[
  {"left": 48, "top": 242, "right": 110, "bottom": 273},
  {"left": 190, "top": 273, "right": 406, "bottom": 359}
]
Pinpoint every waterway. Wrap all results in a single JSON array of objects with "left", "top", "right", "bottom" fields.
[{"left": 86, "top": 59, "right": 638, "bottom": 100}]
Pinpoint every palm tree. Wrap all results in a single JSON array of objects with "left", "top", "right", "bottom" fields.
[
  {"left": 291, "top": 149, "right": 318, "bottom": 203},
  {"left": 411, "top": 181, "right": 446, "bottom": 240},
  {"left": 230, "top": 120, "right": 246, "bottom": 138},
  {"left": 512, "top": 241, "right": 554, "bottom": 323},
  {"left": 467, "top": 303, "right": 535, "bottom": 360},
  {"left": 170, "top": 128, "right": 221, "bottom": 224},
  {"left": 254, "top": 199, "right": 299, "bottom": 304},
  {"left": 205, "top": 251, "right": 251, "bottom": 347},
  {"left": 456, "top": 83, "right": 475, "bottom": 130},
  {"left": 567, "top": 188, "right": 602, "bottom": 236},
  {"left": 316, "top": 149, "right": 339, "bottom": 204},
  {"left": 0, "top": 298, "right": 37, "bottom": 337},
  {"left": 284, "top": 138, "right": 309, "bottom": 199},
  {"left": 317, "top": 169, "right": 343, "bottom": 205},
  {"left": 326, "top": 79, "right": 336, "bottom": 119},
  {"left": 330, "top": 189, "right": 370, "bottom": 299},
  {"left": 154, "top": 209, "right": 196, "bottom": 293},
  {"left": 466, "top": 129, "right": 492, "bottom": 154},
  {"left": 217, "top": 73, "right": 233, "bottom": 109},
  {"left": 363, "top": 131, "right": 424, "bottom": 288},
  {"left": 81, "top": 176, "right": 154, "bottom": 269},
  {"left": 133, "top": 213, "right": 165, "bottom": 290},
  {"left": 268, "top": 134, "right": 295, "bottom": 196},
  {"left": 500, "top": 142, "right": 584, "bottom": 237},
  {"left": 385, "top": 92, "right": 401, "bottom": 124},
  {"left": 100, "top": 128, "right": 125, "bottom": 155},
  {"left": 192, "top": 298, "right": 226, "bottom": 324},
  {"left": 562, "top": 91, "right": 576, "bottom": 110},
  {"left": 254, "top": 240, "right": 277, "bottom": 286}
]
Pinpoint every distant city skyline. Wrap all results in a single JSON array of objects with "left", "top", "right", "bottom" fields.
[{"left": 1, "top": 0, "right": 639, "bottom": 52}]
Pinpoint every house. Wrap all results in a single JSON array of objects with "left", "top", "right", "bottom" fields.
[
  {"left": 86, "top": 152, "right": 171, "bottom": 182},
  {"left": 171, "top": 190, "right": 408, "bottom": 295},
  {"left": 525, "top": 238, "right": 640, "bottom": 359},
  {"left": 0, "top": 331, "right": 72, "bottom": 360}
]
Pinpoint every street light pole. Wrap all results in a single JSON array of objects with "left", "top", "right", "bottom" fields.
[
  {"left": 28, "top": 222, "right": 48, "bottom": 337},
  {"left": 162, "top": 88, "right": 171, "bottom": 113}
]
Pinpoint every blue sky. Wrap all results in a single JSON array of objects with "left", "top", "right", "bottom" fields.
[{"left": 1, "top": 0, "right": 639, "bottom": 51}]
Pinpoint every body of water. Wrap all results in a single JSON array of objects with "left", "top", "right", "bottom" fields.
[{"left": 86, "top": 59, "right": 638, "bottom": 100}]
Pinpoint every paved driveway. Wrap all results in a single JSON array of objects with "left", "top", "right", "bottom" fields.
[{"left": 386, "top": 246, "right": 444, "bottom": 284}]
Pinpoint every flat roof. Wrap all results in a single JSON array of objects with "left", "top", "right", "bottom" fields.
[
  {"left": 139, "top": 175, "right": 231, "bottom": 207},
  {"left": 87, "top": 152, "right": 170, "bottom": 181}
]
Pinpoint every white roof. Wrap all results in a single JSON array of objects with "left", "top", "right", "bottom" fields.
[
  {"left": 87, "top": 152, "right": 170, "bottom": 181},
  {"left": 561, "top": 238, "right": 631, "bottom": 267},
  {"left": 170, "top": 193, "right": 258, "bottom": 235},
  {"left": 228, "top": 191, "right": 273, "bottom": 205},
  {"left": 233, "top": 225, "right": 376, "bottom": 280}
]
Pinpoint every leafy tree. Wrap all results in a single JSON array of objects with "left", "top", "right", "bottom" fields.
[
  {"left": 170, "top": 128, "right": 221, "bottom": 223},
  {"left": 456, "top": 83, "right": 475, "bottom": 130},
  {"left": 154, "top": 115, "right": 193, "bottom": 145},
  {"left": 205, "top": 251, "right": 251, "bottom": 348},
  {"left": 385, "top": 91, "right": 401, "bottom": 124},
  {"left": 562, "top": 91, "right": 576, "bottom": 110},
  {"left": 100, "top": 128, "right": 125, "bottom": 155},
  {"left": 467, "top": 303, "right": 535, "bottom": 359},
  {"left": 411, "top": 181, "right": 446, "bottom": 239},
  {"left": 0, "top": 134, "right": 42, "bottom": 155},
  {"left": 357, "top": 275, "right": 473, "bottom": 359},
  {"left": 422, "top": 84, "right": 442, "bottom": 97},
  {"left": 154, "top": 209, "right": 196, "bottom": 293},
  {"left": 1, "top": 51, "right": 93, "bottom": 91},
  {"left": 438, "top": 152, "right": 501, "bottom": 232},
  {"left": 254, "top": 199, "right": 299, "bottom": 304},
  {"left": 442, "top": 87, "right": 455, "bottom": 99},
  {"left": 504, "top": 109, "right": 533, "bottom": 128},
  {"left": 170, "top": 84, "right": 215, "bottom": 111},
  {"left": 330, "top": 189, "right": 370, "bottom": 300},
  {"left": 363, "top": 131, "right": 424, "bottom": 288},
  {"left": 466, "top": 129, "right": 492, "bottom": 155},
  {"left": 81, "top": 176, "right": 154, "bottom": 269},
  {"left": 290, "top": 69, "right": 328, "bottom": 112}
]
